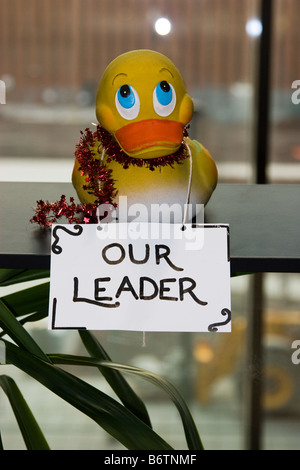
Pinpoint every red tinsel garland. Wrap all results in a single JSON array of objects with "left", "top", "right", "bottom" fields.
[
  {"left": 30, "top": 124, "right": 189, "bottom": 228},
  {"left": 30, "top": 196, "right": 100, "bottom": 227},
  {"left": 96, "top": 124, "right": 189, "bottom": 170}
]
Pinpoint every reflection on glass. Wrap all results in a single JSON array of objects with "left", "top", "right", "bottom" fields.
[
  {"left": 246, "top": 18, "right": 263, "bottom": 37},
  {"left": 154, "top": 18, "right": 172, "bottom": 36}
]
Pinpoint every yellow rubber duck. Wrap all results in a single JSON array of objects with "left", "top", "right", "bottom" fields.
[{"left": 72, "top": 49, "right": 217, "bottom": 222}]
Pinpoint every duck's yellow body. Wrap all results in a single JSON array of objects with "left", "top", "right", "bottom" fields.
[{"left": 72, "top": 50, "right": 217, "bottom": 222}]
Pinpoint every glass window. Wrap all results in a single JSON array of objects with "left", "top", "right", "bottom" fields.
[
  {"left": 0, "top": 0, "right": 258, "bottom": 183},
  {"left": 261, "top": 0, "right": 300, "bottom": 450},
  {"left": 268, "top": 0, "right": 300, "bottom": 183}
]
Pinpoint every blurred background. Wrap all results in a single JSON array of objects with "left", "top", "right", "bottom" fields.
[{"left": 0, "top": 0, "right": 300, "bottom": 450}]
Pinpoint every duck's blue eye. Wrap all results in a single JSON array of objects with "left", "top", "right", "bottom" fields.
[
  {"left": 115, "top": 84, "right": 140, "bottom": 120},
  {"left": 117, "top": 85, "right": 135, "bottom": 108},
  {"left": 156, "top": 81, "right": 172, "bottom": 106},
  {"left": 153, "top": 81, "right": 176, "bottom": 117}
]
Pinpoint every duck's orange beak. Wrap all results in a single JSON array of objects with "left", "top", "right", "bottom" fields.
[{"left": 115, "top": 119, "right": 184, "bottom": 157}]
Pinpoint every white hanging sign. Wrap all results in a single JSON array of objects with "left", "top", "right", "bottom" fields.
[{"left": 48, "top": 223, "right": 231, "bottom": 332}]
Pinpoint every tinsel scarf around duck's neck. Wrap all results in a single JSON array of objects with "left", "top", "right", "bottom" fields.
[
  {"left": 94, "top": 124, "right": 189, "bottom": 170},
  {"left": 30, "top": 124, "right": 189, "bottom": 228}
]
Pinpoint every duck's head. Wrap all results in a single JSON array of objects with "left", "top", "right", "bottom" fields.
[{"left": 96, "top": 50, "right": 193, "bottom": 159}]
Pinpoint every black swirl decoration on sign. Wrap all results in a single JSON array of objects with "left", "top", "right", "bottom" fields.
[
  {"left": 51, "top": 224, "right": 83, "bottom": 254},
  {"left": 208, "top": 308, "right": 231, "bottom": 332}
]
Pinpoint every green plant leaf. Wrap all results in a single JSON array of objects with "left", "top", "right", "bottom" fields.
[
  {"left": 0, "top": 269, "right": 25, "bottom": 285},
  {"left": 0, "top": 374, "right": 50, "bottom": 450},
  {"left": 0, "top": 282, "right": 50, "bottom": 319},
  {"left": 19, "top": 311, "right": 48, "bottom": 326},
  {"left": 4, "top": 340, "right": 173, "bottom": 450},
  {"left": 0, "top": 311, "right": 48, "bottom": 340},
  {"left": 0, "top": 269, "right": 50, "bottom": 286},
  {"left": 49, "top": 353, "right": 204, "bottom": 450},
  {"left": 78, "top": 330, "right": 152, "bottom": 428},
  {"left": 0, "top": 300, "right": 50, "bottom": 363}
]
